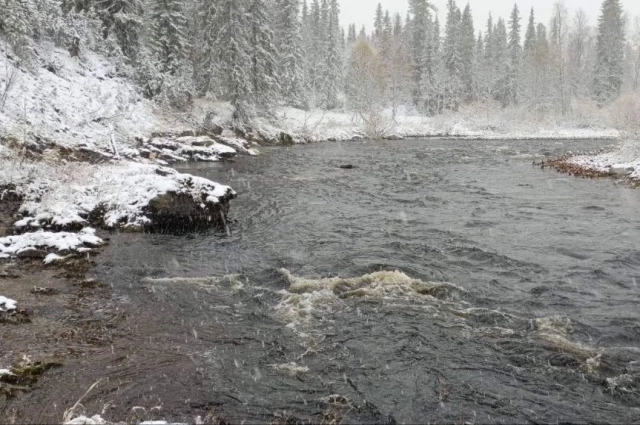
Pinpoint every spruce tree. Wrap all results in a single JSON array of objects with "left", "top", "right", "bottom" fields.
[
  {"left": 475, "top": 31, "right": 487, "bottom": 98},
  {"left": 508, "top": 4, "right": 522, "bottom": 104},
  {"left": 393, "top": 14, "right": 403, "bottom": 38},
  {"left": 358, "top": 25, "right": 367, "bottom": 40},
  {"left": 460, "top": 4, "right": 475, "bottom": 100},
  {"left": 594, "top": 0, "right": 625, "bottom": 104},
  {"left": 95, "top": 0, "right": 144, "bottom": 61},
  {"left": 148, "top": 0, "right": 189, "bottom": 75},
  {"left": 1, "top": 0, "right": 35, "bottom": 61},
  {"left": 524, "top": 8, "right": 536, "bottom": 55},
  {"left": 485, "top": 14, "right": 494, "bottom": 64},
  {"left": 193, "top": 0, "right": 218, "bottom": 95},
  {"left": 277, "top": 0, "right": 306, "bottom": 107},
  {"left": 348, "top": 24, "right": 357, "bottom": 43},
  {"left": 493, "top": 18, "right": 509, "bottom": 106},
  {"left": 213, "top": 0, "right": 252, "bottom": 119},
  {"left": 443, "top": 0, "right": 463, "bottom": 109},
  {"left": 408, "top": 0, "right": 432, "bottom": 107},
  {"left": 443, "top": 0, "right": 462, "bottom": 75},
  {"left": 374, "top": 3, "right": 384, "bottom": 43},
  {"left": 248, "top": 0, "right": 280, "bottom": 110},
  {"left": 307, "top": 0, "right": 323, "bottom": 101},
  {"left": 321, "top": 0, "right": 342, "bottom": 109}
]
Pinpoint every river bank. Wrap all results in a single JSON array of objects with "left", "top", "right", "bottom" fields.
[{"left": 545, "top": 138, "right": 640, "bottom": 185}]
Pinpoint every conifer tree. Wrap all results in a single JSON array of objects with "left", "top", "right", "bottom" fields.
[
  {"left": 408, "top": 0, "right": 432, "bottom": 107},
  {"left": 213, "top": 0, "right": 252, "bottom": 118},
  {"left": 348, "top": 24, "right": 357, "bottom": 43},
  {"left": 248, "top": 0, "right": 280, "bottom": 109},
  {"left": 508, "top": 4, "right": 522, "bottom": 104},
  {"left": 321, "top": 0, "right": 342, "bottom": 109},
  {"left": 1, "top": 0, "right": 35, "bottom": 60},
  {"left": 148, "top": 0, "right": 189, "bottom": 75},
  {"left": 277, "top": 0, "right": 306, "bottom": 107},
  {"left": 374, "top": 3, "right": 384, "bottom": 43},
  {"left": 524, "top": 8, "right": 537, "bottom": 55},
  {"left": 443, "top": 0, "right": 463, "bottom": 109},
  {"left": 460, "top": 4, "right": 476, "bottom": 100},
  {"left": 95, "top": 0, "right": 144, "bottom": 61},
  {"left": 594, "top": 0, "right": 625, "bottom": 104},
  {"left": 485, "top": 14, "right": 494, "bottom": 64},
  {"left": 493, "top": 18, "right": 509, "bottom": 106},
  {"left": 393, "top": 14, "right": 403, "bottom": 38},
  {"left": 193, "top": 0, "right": 218, "bottom": 95}
]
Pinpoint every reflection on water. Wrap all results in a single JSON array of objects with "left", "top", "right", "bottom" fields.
[{"left": 96, "top": 138, "right": 640, "bottom": 423}]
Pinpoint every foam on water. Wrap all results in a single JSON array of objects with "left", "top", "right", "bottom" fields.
[
  {"left": 275, "top": 268, "right": 466, "bottom": 332},
  {"left": 142, "top": 274, "right": 247, "bottom": 294}
]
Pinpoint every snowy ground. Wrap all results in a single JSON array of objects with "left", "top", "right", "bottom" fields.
[
  {"left": 567, "top": 139, "right": 640, "bottom": 181},
  {"left": 0, "top": 41, "right": 159, "bottom": 154}
]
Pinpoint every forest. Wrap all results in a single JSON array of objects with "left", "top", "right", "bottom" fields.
[{"left": 1, "top": 0, "right": 638, "bottom": 132}]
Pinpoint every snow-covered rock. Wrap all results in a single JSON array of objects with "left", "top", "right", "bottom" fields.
[
  {"left": 0, "top": 228, "right": 103, "bottom": 260},
  {"left": 1, "top": 161, "right": 235, "bottom": 232},
  {"left": 142, "top": 136, "right": 238, "bottom": 164},
  {"left": 214, "top": 137, "right": 259, "bottom": 156}
]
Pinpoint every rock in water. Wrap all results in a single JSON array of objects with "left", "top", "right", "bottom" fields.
[{"left": 144, "top": 189, "right": 235, "bottom": 232}]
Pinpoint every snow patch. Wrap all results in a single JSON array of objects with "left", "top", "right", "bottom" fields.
[
  {"left": 64, "top": 415, "right": 108, "bottom": 425},
  {"left": 44, "top": 253, "right": 70, "bottom": 265},
  {"left": 272, "top": 362, "right": 310, "bottom": 376},
  {"left": 0, "top": 368, "right": 14, "bottom": 377},
  {"left": 0, "top": 296, "right": 18, "bottom": 312}
]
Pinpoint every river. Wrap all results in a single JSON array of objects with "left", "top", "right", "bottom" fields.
[{"left": 95, "top": 138, "right": 640, "bottom": 423}]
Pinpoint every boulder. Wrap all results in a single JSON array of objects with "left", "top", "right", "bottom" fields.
[{"left": 144, "top": 189, "right": 235, "bottom": 232}]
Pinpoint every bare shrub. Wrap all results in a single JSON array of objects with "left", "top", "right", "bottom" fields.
[
  {"left": 360, "top": 109, "right": 394, "bottom": 140},
  {"left": 1, "top": 59, "right": 20, "bottom": 112},
  {"left": 607, "top": 93, "right": 640, "bottom": 137}
]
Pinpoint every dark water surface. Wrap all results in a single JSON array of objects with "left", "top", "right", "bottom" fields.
[{"left": 97, "top": 139, "right": 640, "bottom": 423}]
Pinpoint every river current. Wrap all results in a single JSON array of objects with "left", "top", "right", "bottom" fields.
[{"left": 96, "top": 138, "right": 640, "bottom": 423}]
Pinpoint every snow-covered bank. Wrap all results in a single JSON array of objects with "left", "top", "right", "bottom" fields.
[
  {"left": 564, "top": 139, "right": 640, "bottom": 182},
  {"left": 0, "top": 161, "right": 235, "bottom": 232},
  {"left": 0, "top": 228, "right": 103, "bottom": 260},
  {"left": 0, "top": 42, "right": 158, "bottom": 154},
  {"left": 248, "top": 107, "right": 620, "bottom": 143}
]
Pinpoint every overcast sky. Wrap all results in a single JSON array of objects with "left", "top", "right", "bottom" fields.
[{"left": 340, "top": 0, "right": 640, "bottom": 36}]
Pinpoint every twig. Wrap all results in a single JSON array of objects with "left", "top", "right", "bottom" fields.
[{"left": 62, "top": 378, "right": 105, "bottom": 423}]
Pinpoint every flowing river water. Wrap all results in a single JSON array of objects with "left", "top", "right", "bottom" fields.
[{"left": 95, "top": 138, "right": 640, "bottom": 423}]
